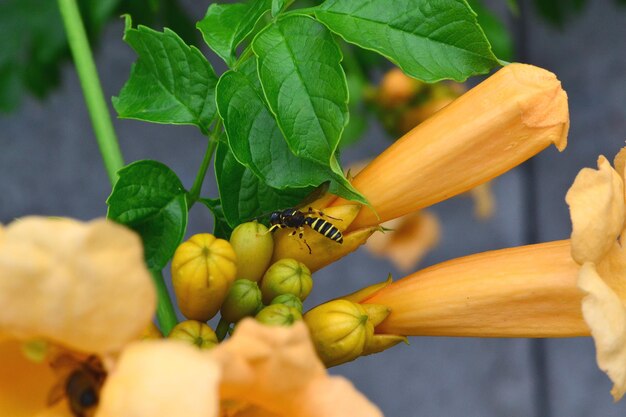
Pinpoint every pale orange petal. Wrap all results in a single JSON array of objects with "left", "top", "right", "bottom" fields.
[
  {"left": 578, "top": 262, "right": 626, "bottom": 401},
  {"left": 334, "top": 63, "right": 569, "bottom": 228},
  {"left": 366, "top": 211, "right": 440, "bottom": 272},
  {"left": 613, "top": 147, "right": 626, "bottom": 184},
  {"left": 566, "top": 156, "right": 625, "bottom": 264},
  {"left": 0, "top": 217, "right": 156, "bottom": 354},
  {"left": 296, "top": 377, "right": 383, "bottom": 417},
  {"left": 0, "top": 340, "right": 56, "bottom": 417},
  {"left": 365, "top": 240, "right": 588, "bottom": 337},
  {"left": 212, "top": 319, "right": 382, "bottom": 416},
  {"left": 96, "top": 341, "right": 220, "bottom": 417}
]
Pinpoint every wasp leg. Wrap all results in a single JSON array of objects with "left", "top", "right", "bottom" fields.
[
  {"left": 306, "top": 206, "right": 342, "bottom": 221},
  {"left": 267, "top": 224, "right": 282, "bottom": 234}
]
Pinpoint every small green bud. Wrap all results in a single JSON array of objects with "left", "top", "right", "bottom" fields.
[
  {"left": 230, "top": 221, "right": 274, "bottom": 282},
  {"left": 270, "top": 293, "right": 303, "bottom": 313},
  {"left": 220, "top": 279, "right": 263, "bottom": 323},
  {"left": 255, "top": 304, "right": 302, "bottom": 326},
  {"left": 261, "top": 258, "right": 312, "bottom": 304},
  {"left": 169, "top": 320, "right": 218, "bottom": 350}
]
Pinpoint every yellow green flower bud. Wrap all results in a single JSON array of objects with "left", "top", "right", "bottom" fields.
[
  {"left": 362, "top": 334, "right": 408, "bottom": 356},
  {"left": 271, "top": 293, "right": 303, "bottom": 313},
  {"left": 255, "top": 304, "right": 302, "bottom": 326},
  {"left": 230, "top": 221, "right": 274, "bottom": 282},
  {"left": 220, "top": 279, "right": 263, "bottom": 323},
  {"left": 168, "top": 320, "right": 218, "bottom": 350},
  {"left": 171, "top": 233, "right": 237, "bottom": 321},
  {"left": 261, "top": 258, "right": 312, "bottom": 304},
  {"left": 304, "top": 299, "right": 373, "bottom": 367}
]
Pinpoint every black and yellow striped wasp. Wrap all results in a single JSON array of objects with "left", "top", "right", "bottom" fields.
[{"left": 265, "top": 183, "right": 343, "bottom": 254}]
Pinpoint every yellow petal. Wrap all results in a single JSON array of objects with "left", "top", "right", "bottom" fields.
[
  {"left": 613, "top": 147, "right": 626, "bottom": 184},
  {"left": 364, "top": 240, "right": 588, "bottom": 337},
  {"left": 333, "top": 63, "right": 569, "bottom": 229},
  {"left": 96, "top": 341, "right": 220, "bottom": 417},
  {"left": 211, "top": 319, "right": 382, "bottom": 416},
  {"left": 0, "top": 340, "right": 57, "bottom": 417},
  {"left": 566, "top": 156, "right": 625, "bottom": 264},
  {"left": 578, "top": 262, "right": 626, "bottom": 401},
  {"left": 0, "top": 217, "right": 156, "bottom": 354},
  {"left": 365, "top": 210, "right": 440, "bottom": 272}
]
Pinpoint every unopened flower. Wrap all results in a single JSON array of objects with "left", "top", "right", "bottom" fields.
[
  {"left": 362, "top": 240, "right": 587, "bottom": 337},
  {"left": 0, "top": 217, "right": 156, "bottom": 417},
  {"left": 565, "top": 149, "right": 626, "bottom": 401},
  {"left": 273, "top": 64, "right": 569, "bottom": 272},
  {"left": 333, "top": 63, "right": 569, "bottom": 229},
  {"left": 171, "top": 233, "right": 237, "bottom": 321},
  {"left": 97, "top": 320, "right": 383, "bottom": 417}
]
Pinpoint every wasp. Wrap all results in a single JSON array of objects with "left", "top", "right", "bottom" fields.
[
  {"left": 268, "top": 206, "right": 343, "bottom": 254},
  {"left": 47, "top": 353, "right": 106, "bottom": 417}
]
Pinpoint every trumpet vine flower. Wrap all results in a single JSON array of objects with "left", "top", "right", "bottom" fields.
[
  {"left": 273, "top": 63, "right": 569, "bottom": 272},
  {"left": 0, "top": 218, "right": 381, "bottom": 416},
  {"left": 0, "top": 217, "right": 156, "bottom": 416},
  {"left": 98, "top": 320, "right": 383, "bottom": 417},
  {"left": 565, "top": 150, "right": 626, "bottom": 401}
]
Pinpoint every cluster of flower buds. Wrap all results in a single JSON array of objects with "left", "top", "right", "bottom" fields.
[{"left": 169, "top": 221, "right": 318, "bottom": 345}]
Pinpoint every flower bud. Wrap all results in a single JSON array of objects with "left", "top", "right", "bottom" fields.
[
  {"left": 271, "top": 294, "right": 304, "bottom": 313},
  {"left": 229, "top": 221, "right": 274, "bottom": 282},
  {"left": 261, "top": 258, "right": 312, "bottom": 304},
  {"left": 304, "top": 299, "right": 373, "bottom": 367},
  {"left": 255, "top": 304, "right": 302, "bottom": 326},
  {"left": 377, "top": 68, "right": 424, "bottom": 108},
  {"left": 171, "top": 234, "right": 237, "bottom": 321},
  {"left": 169, "top": 320, "right": 218, "bottom": 350},
  {"left": 220, "top": 279, "right": 263, "bottom": 323}
]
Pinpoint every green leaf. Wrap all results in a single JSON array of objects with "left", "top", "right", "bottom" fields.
[
  {"left": 271, "top": 0, "right": 288, "bottom": 16},
  {"left": 216, "top": 58, "right": 367, "bottom": 204},
  {"left": 252, "top": 15, "right": 348, "bottom": 168},
  {"left": 467, "top": 0, "right": 513, "bottom": 62},
  {"left": 215, "top": 143, "right": 313, "bottom": 227},
  {"left": 217, "top": 59, "right": 334, "bottom": 190},
  {"left": 107, "top": 160, "right": 188, "bottom": 270},
  {"left": 199, "top": 198, "right": 233, "bottom": 239},
  {"left": 314, "top": 0, "right": 501, "bottom": 82},
  {"left": 113, "top": 16, "right": 218, "bottom": 132},
  {"left": 197, "top": 0, "right": 271, "bottom": 66}
]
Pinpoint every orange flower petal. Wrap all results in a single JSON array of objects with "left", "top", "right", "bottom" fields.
[
  {"left": 96, "top": 341, "right": 220, "bottom": 417},
  {"left": 365, "top": 240, "right": 588, "bottom": 337},
  {"left": 334, "top": 63, "right": 569, "bottom": 229},
  {"left": 566, "top": 156, "right": 625, "bottom": 264},
  {"left": 211, "top": 319, "right": 382, "bottom": 416},
  {"left": 0, "top": 340, "right": 57, "bottom": 417},
  {"left": 0, "top": 217, "right": 156, "bottom": 354},
  {"left": 578, "top": 262, "right": 626, "bottom": 401}
]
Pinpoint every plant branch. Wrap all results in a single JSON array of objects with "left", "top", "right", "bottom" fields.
[
  {"left": 188, "top": 119, "right": 222, "bottom": 204},
  {"left": 150, "top": 269, "right": 178, "bottom": 336},
  {"left": 57, "top": 0, "right": 125, "bottom": 184}
]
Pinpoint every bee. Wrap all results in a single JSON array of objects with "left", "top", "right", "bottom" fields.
[
  {"left": 268, "top": 206, "right": 343, "bottom": 254},
  {"left": 47, "top": 353, "right": 106, "bottom": 417}
]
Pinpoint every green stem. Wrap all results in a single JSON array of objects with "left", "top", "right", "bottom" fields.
[
  {"left": 150, "top": 269, "right": 178, "bottom": 336},
  {"left": 215, "top": 318, "right": 231, "bottom": 342},
  {"left": 188, "top": 119, "right": 222, "bottom": 204},
  {"left": 57, "top": 0, "right": 124, "bottom": 184}
]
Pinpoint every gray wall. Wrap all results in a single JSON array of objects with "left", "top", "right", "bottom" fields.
[{"left": 1, "top": 1, "right": 625, "bottom": 416}]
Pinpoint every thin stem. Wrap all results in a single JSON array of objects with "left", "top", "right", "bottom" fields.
[
  {"left": 150, "top": 269, "right": 178, "bottom": 336},
  {"left": 215, "top": 318, "right": 231, "bottom": 341},
  {"left": 57, "top": 0, "right": 124, "bottom": 184},
  {"left": 188, "top": 119, "right": 222, "bottom": 204}
]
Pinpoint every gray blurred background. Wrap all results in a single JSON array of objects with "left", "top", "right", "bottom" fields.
[{"left": 1, "top": 0, "right": 626, "bottom": 416}]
